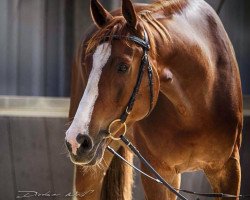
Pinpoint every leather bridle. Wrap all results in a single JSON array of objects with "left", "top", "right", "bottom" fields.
[{"left": 106, "top": 30, "right": 154, "bottom": 140}]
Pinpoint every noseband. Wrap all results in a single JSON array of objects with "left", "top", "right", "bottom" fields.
[{"left": 107, "top": 30, "right": 154, "bottom": 140}]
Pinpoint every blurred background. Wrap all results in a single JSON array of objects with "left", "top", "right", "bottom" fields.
[{"left": 0, "top": 0, "right": 249, "bottom": 199}]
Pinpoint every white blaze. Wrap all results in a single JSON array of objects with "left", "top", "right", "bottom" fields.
[{"left": 65, "top": 43, "right": 111, "bottom": 155}]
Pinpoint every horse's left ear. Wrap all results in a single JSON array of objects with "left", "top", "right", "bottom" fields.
[{"left": 122, "top": 0, "right": 138, "bottom": 29}]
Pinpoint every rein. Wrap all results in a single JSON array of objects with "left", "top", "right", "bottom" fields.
[
  {"left": 103, "top": 29, "right": 250, "bottom": 199},
  {"left": 108, "top": 137, "right": 250, "bottom": 199}
]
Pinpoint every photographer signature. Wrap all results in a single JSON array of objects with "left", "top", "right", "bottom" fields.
[{"left": 16, "top": 190, "right": 94, "bottom": 198}]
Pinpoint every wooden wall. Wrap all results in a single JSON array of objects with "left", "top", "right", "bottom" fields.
[
  {"left": 0, "top": 0, "right": 73, "bottom": 96},
  {"left": 0, "top": 117, "right": 73, "bottom": 199}
]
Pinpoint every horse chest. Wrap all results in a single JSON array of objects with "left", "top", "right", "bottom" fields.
[{"left": 135, "top": 91, "right": 236, "bottom": 170}]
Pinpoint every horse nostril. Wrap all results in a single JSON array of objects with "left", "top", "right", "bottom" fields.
[
  {"left": 76, "top": 133, "right": 84, "bottom": 144},
  {"left": 76, "top": 133, "right": 93, "bottom": 152}
]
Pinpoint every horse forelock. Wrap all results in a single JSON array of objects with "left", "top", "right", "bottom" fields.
[
  {"left": 86, "top": 13, "right": 167, "bottom": 55},
  {"left": 85, "top": 17, "right": 128, "bottom": 55}
]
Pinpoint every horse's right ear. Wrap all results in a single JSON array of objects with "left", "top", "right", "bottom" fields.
[
  {"left": 90, "top": 0, "right": 113, "bottom": 28},
  {"left": 122, "top": 0, "right": 138, "bottom": 29}
]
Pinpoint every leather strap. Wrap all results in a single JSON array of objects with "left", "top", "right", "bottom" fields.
[{"left": 115, "top": 30, "right": 154, "bottom": 123}]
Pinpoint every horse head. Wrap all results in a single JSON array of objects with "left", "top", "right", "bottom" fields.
[{"left": 65, "top": 0, "right": 160, "bottom": 166}]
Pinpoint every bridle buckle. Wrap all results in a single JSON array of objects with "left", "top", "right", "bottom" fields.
[{"left": 108, "top": 119, "right": 127, "bottom": 140}]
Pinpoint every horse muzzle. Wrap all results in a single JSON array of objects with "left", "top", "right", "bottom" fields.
[{"left": 65, "top": 133, "right": 106, "bottom": 166}]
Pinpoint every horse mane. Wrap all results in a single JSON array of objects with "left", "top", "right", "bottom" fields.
[
  {"left": 149, "top": 0, "right": 188, "bottom": 15},
  {"left": 85, "top": 0, "right": 188, "bottom": 54}
]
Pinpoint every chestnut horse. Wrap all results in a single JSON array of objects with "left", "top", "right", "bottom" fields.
[{"left": 65, "top": 0, "right": 243, "bottom": 199}]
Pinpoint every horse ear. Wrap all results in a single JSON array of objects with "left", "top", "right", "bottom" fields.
[
  {"left": 90, "top": 0, "right": 113, "bottom": 28},
  {"left": 122, "top": 0, "right": 138, "bottom": 29}
]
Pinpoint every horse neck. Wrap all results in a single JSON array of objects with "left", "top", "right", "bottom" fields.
[{"left": 146, "top": 17, "right": 200, "bottom": 126}]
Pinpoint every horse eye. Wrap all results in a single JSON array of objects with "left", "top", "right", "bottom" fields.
[{"left": 117, "top": 64, "right": 129, "bottom": 73}]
